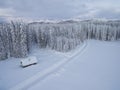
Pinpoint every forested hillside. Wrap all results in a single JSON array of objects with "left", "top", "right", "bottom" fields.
[{"left": 0, "top": 20, "right": 120, "bottom": 60}]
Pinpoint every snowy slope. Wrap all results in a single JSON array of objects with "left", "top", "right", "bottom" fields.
[{"left": 28, "top": 40, "right": 120, "bottom": 90}]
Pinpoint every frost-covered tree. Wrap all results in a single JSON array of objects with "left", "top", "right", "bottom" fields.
[
  {"left": 10, "top": 21, "right": 28, "bottom": 58},
  {"left": 0, "top": 23, "right": 10, "bottom": 60},
  {"left": 0, "top": 20, "right": 120, "bottom": 60}
]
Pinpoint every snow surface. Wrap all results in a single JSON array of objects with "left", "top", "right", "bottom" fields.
[
  {"left": 0, "top": 48, "right": 67, "bottom": 90},
  {"left": 28, "top": 40, "right": 120, "bottom": 90},
  {"left": 0, "top": 40, "right": 120, "bottom": 90},
  {"left": 0, "top": 41, "right": 85, "bottom": 90},
  {"left": 10, "top": 41, "right": 86, "bottom": 90}
]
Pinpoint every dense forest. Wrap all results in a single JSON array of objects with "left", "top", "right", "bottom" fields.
[{"left": 0, "top": 20, "right": 120, "bottom": 60}]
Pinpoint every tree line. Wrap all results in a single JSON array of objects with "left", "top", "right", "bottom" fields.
[{"left": 0, "top": 20, "right": 120, "bottom": 60}]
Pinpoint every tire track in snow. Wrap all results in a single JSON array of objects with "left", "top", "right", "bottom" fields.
[{"left": 10, "top": 41, "right": 87, "bottom": 90}]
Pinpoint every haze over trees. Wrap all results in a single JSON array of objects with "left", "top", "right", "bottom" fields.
[{"left": 0, "top": 20, "right": 120, "bottom": 60}]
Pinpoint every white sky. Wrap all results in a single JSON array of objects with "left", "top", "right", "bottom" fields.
[{"left": 0, "top": 0, "right": 120, "bottom": 20}]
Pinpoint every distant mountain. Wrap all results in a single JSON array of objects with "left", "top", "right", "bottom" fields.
[
  {"left": 0, "top": 16, "right": 120, "bottom": 24},
  {"left": 29, "top": 19, "right": 120, "bottom": 25}
]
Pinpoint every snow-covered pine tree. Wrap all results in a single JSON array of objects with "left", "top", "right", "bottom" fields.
[
  {"left": 0, "top": 23, "right": 10, "bottom": 60},
  {"left": 10, "top": 21, "right": 28, "bottom": 58},
  {"left": 0, "top": 20, "right": 120, "bottom": 60}
]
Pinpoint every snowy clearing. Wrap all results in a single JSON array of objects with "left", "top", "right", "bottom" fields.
[
  {"left": 0, "top": 40, "right": 120, "bottom": 90},
  {"left": 0, "top": 41, "right": 85, "bottom": 90},
  {"left": 0, "top": 49, "right": 67, "bottom": 90},
  {"left": 28, "top": 40, "right": 120, "bottom": 90}
]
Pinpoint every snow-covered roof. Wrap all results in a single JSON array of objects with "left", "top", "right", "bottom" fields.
[{"left": 21, "top": 56, "right": 37, "bottom": 67}]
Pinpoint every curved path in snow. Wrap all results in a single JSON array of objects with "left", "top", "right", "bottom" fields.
[
  {"left": 10, "top": 41, "right": 88, "bottom": 90},
  {"left": 28, "top": 40, "right": 120, "bottom": 90}
]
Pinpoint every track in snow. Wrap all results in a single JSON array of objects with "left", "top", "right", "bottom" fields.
[
  {"left": 10, "top": 41, "right": 87, "bottom": 90},
  {"left": 29, "top": 40, "right": 120, "bottom": 90}
]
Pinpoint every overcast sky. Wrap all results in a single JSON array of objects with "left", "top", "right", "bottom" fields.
[{"left": 0, "top": 0, "right": 120, "bottom": 20}]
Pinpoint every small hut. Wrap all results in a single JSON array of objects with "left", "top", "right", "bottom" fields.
[{"left": 20, "top": 56, "right": 38, "bottom": 67}]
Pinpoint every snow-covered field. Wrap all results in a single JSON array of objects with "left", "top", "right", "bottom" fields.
[
  {"left": 0, "top": 40, "right": 120, "bottom": 90},
  {"left": 0, "top": 48, "right": 68, "bottom": 90},
  {"left": 0, "top": 42, "right": 85, "bottom": 90},
  {"left": 29, "top": 40, "right": 120, "bottom": 90}
]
